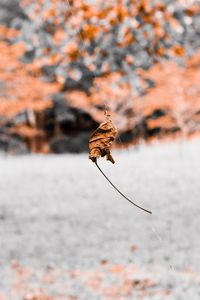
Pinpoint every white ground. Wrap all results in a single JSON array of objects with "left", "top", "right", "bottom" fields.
[{"left": 0, "top": 139, "right": 200, "bottom": 299}]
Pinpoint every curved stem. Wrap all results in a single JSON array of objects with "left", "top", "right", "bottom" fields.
[{"left": 95, "top": 161, "right": 152, "bottom": 214}]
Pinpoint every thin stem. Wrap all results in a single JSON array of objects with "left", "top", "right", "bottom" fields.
[{"left": 95, "top": 161, "right": 152, "bottom": 214}]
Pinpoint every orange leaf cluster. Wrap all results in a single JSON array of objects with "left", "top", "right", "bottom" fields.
[{"left": 0, "top": 41, "right": 59, "bottom": 118}]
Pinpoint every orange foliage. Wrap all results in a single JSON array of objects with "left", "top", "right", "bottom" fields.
[
  {"left": 1, "top": 0, "right": 200, "bottom": 153},
  {"left": 67, "top": 49, "right": 200, "bottom": 144},
  {"left": 0, "top": 41, "right": 59, "bottom": 118},
  {"left": 0, "top": 25, "right": 20, "bottom": 39},
  {"left": 81, "top": 24, "right": 99, "bottom": 41},
  {"left": 172, "top": 45, "right": 186, "bottom": 56}
]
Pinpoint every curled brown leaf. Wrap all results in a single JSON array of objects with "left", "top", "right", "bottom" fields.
[{"left": 89, "top": 112, "right": 117, "bottom": 163}]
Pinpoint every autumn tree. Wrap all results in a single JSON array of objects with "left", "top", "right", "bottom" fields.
[{"left": 15, "top": 0, "right": 200, "bottom": 95}]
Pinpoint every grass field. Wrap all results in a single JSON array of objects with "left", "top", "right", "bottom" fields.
[{"left": 0, "top": 139, "right": 200, "bottom": 299}]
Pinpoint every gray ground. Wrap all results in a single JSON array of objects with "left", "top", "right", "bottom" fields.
[{"left": 0, "top": 139, "right": 200, "bottom": 299}]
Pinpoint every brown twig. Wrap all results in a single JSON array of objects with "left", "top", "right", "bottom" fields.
[{"left": 95, "top": 161, "right": 152, "bottom": 214}]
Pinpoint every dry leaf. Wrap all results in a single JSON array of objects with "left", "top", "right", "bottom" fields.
[
  {"left": 88, "top": 111, "right": 152, "bottom": 214},
  {"left": 89, "top": 111, "right": 117, "bottom": 163}
]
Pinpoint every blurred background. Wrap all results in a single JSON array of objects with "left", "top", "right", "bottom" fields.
[
  {"left": 0, "top": 0, "right": 200, "bottom": 299},
  {"left": 1, "top": 0, "right": 200, "bottom": 154}
]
